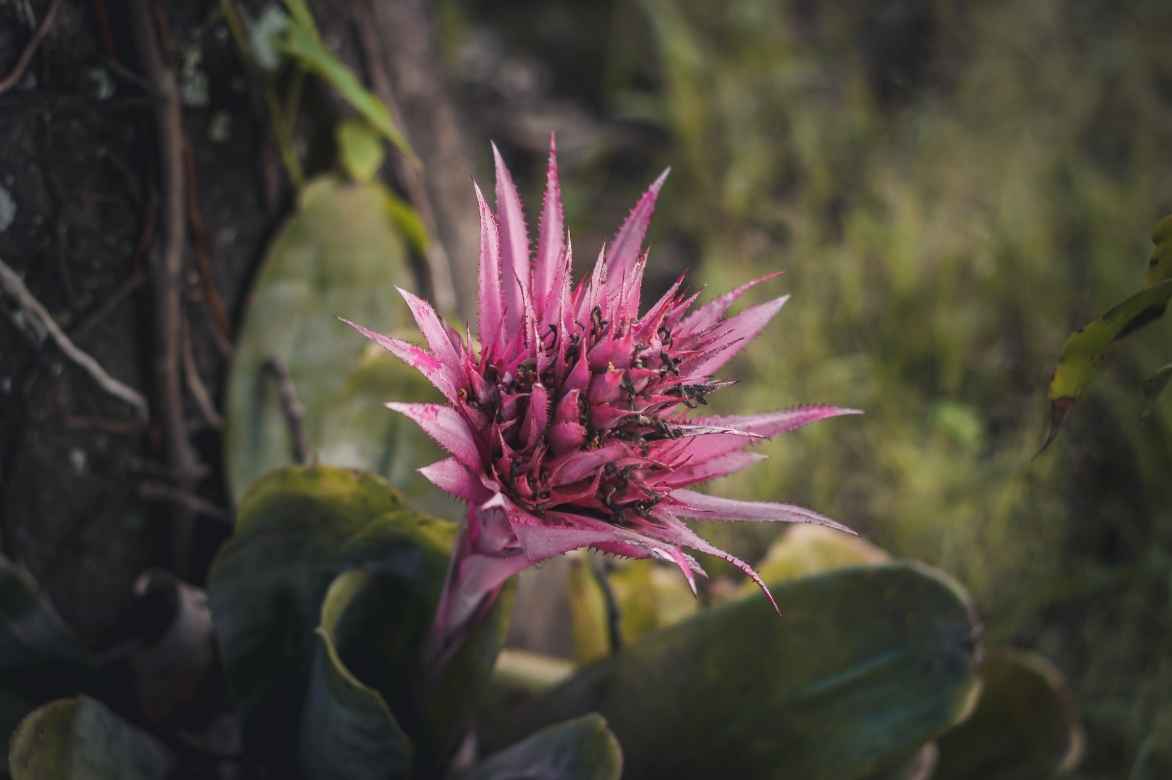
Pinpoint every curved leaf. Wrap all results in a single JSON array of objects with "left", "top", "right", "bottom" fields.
[
  {"left": 8, "top": 698, "right": 172, "bottom": 779},
  {"left": 934, "top": 648, "right": 1082, "bottom": 779},
  {"left": 467, "top": 714, "right": 622, "bottom": 780},
  {"left": 279, "top": 16, "right": 416, "bottom": 163},
  {"left": 299, "top": 570, "right": 412, "bottom": 780},
  {"left": 208, "top": 466, "right": 509, "bottom": 773},
  {"left": 488, "top": 563, "right": 981, "bottom": 780},
  {"left": 1043, "top": 212, "right": 1172, "bottom": 448}
]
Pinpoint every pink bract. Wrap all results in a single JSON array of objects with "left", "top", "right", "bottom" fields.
[{"left": 344, "top": 137, "right": 859, "bottom": 663}]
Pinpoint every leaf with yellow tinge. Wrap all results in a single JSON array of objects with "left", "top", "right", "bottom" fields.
[
  {"left": 1043, "top": 212, "right": 1172, "bottom": 450},
  {"left": 337, "top": 119, "right": 386, "bottom": 184},
  {"left": 1042, "top": 278, "right": 1172, "bottom": 451},
  {"left": 279, "top": 12, "right": 415, "bottom": 164},
  {"left": 8, "top": 698, "right": 172, "bottom": 779},
  {"left": 568, "top": 558, "right": 697, "bottom": 664},
  {"left": 934, "top": 648, "right": 1083, "bottom": 779}
]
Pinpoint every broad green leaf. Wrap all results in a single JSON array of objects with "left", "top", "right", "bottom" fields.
[
  {"left": 733, "top": 525, "right": 890, "bottom": 597},
  {"left": 279, "top": 21, "right": 416, "bottom": 163},
  {"left": 338, "top": 119, "right": 386, "bottom": 184},
  {"left": 8, "top": 698, "right": 172, "bottom": 779},
  {"left": 207, "top": 466, "right": 509, "bottom": 773},
  {"left": 488, "top": 563, "right": 981, "bottom": 780},
  {"left": 934, "top": 649, "right": 1082, "bottom": 779},
  {"left": 299, "top": 570, "right": 412, "bottom": 780},
  {"left": 223, "top": 176, "right": 437, "bottom": 504},
  {"left": 568, "top": 559, "right": 696, "bottom": 664},
  {"left": 466, "top": 715, "right": 622, "bottom": 780}
]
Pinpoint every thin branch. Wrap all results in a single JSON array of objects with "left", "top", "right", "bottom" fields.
[
  {"left": 0, "top": 256, "right": 148, "bottom": 417},
  {"left": 261, "top": 358, "right": 308, "bottom": 464},
  {"left": 0, "top": 0, "right": 64, "bottom": 95},
  {"left": 139, "top": 481, "right": 226, "bottom": 520},
  {"left": 182, "top": 140, "right": 233, "bottom": 356},
  {"left": 182, "top": 332, "right": 223, "bottom": 430},
  {"left": 69, "top": 270, "right": 147, "bottom": 342},
  {"left": 131, "top": 0, "right": 201, "bottom": 575}
]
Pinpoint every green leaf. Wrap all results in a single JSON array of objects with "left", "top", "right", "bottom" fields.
[
  {"left": 281, "top": 0, "right": 318, "bottom": 39},
  {"left": 1045, "top": 279, "right": 1172, "bottom": 446},
  {"left": 934, "top": 648, "right": 1082, "bottom": 779},
  {"left": 223, "top": 176, "right": 439, "bottom": 504},
  {"left": 279, "top": 20, "right": 416, "bottom": 163},
  {"left": 1042, "top": 213, "right": 1172, "bottom": 449},
  {"left": 466, "top": 715, "right": 622, "bottom": 780},
  {"left": 337, "top": 119, "right": 386, "bottom": 184},
  {"left": 207, "top": 466, "right": 509, "bottom": 773},
  {"left": 385, "top": 190, "right": 431, "bottom": 256},
  {"left": 299, "top": 570, "right": 412, "bottom": 780},
  {"left": 8, "top": 698, "right": 172, "bottom": 779},
  {"left": 487, "top": 563, "right": 981, "bottom": 780}
]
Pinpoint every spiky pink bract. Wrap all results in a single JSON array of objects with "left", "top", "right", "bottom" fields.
[{"left": 345, "top": 137, "right": 859, "bottom": 663}]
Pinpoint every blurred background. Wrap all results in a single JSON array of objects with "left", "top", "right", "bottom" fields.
[{"left": 2, "top": 1, "right": 1171, "bottom": 777}]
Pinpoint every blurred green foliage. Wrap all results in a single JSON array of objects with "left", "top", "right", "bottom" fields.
[{"left": 448, "top": 1, "right": 1172, "bottom": 776}]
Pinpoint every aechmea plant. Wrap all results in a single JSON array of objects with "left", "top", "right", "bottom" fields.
[{"left": 344, "top": 137, "right": 859, "bottom": 664}]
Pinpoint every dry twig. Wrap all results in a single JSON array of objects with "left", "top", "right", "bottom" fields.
[
  {"left": 131, "top": 0, "right": 202, "bottom": 573},
  {"left": 0, "top": 256, "right": 148, "bottom": 417},
  {"left": 182, "top": 332, "right": 223, "bottom": 430},
  {"left": 0, "top": 0, "right": 64, "bottom": 95},
  {"left": 182, "top": 140, "right": 233, "bottom": 356}
]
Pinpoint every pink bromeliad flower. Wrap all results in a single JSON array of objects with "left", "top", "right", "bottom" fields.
[{"left": 345, "top": 138, "right": 858, "bottom": 662}]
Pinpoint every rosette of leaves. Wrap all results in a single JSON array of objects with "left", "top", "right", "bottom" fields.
[
  {"left": 4, "top": 467, "right": 626, "bottom": 779},
  {"left": 490, "top": 527, "right": 1082, "bottom": 780}
]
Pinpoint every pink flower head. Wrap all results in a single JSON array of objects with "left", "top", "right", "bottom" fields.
[{"left": 345, "top": 138, "right": 859, "bottom": 663}]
